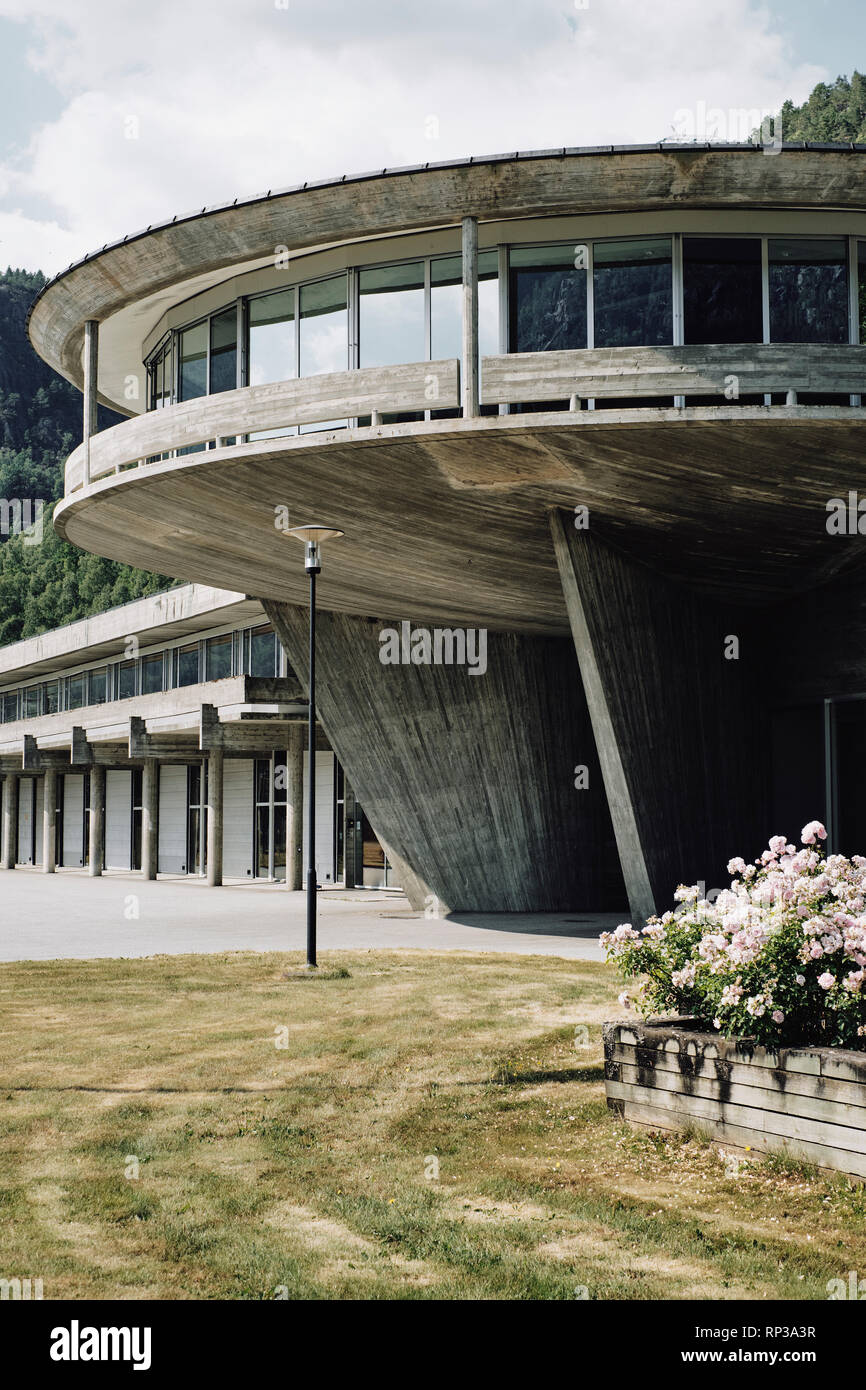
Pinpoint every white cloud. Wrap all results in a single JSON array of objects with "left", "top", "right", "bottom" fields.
[{"left": 0, "top": 0, "right": 826, "bottom": 273}]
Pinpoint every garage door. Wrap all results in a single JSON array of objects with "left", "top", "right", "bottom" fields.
[
  {"left": 223, "top": 759, "right": 254, "bottom": 879},
  {"left": 302, "top": 751, "right": 336, "bottom": 886},
  {"left": 105, "top": 770, "right": 132, "bottom": 869},
  {"left": 34, "top": 778, "right": 44, "bottom": 867},
  {"left": 62, "top": 774, "right": 85, "bottom": 867},
  {"left": 17, "top": 778, "right": 35, "bottom": 865},
  {"left": 158, "top": 765, "right": 187, "bottom": 874}
]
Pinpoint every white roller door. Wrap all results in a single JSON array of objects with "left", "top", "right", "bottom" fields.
[
  {"left": 17, "top": 778, "right": 35, "bottom": 865},
  {"left": 34, "top": 778, "right": 44, "bottom": 866},
  {"left": 62, "top": 774, "right": 85, "bottom": 867},
  {"left": 158, "top": 765, "right": 187, "bottom": 874},
  {"left": 223, "top": 759, "right": 254, "bottom": 879},
  {"left": 105, "top": 770, "right": 132, "bottom": 869},
  {"left": 302, "top": 751, "right": 336, "bottom": 885}
]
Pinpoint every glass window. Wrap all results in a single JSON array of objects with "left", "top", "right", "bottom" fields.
[
  {"left": 177, "top": 644, "right": 200, "bottom": 687},
  {"left": 594, "top": 238, "right": 673, "bottom": 347},
  {"left": 249, "top": 625, "right": 277, "bottom": 677},
  {"left": 509, "top": 244, "right": 587, "bottom": 352},
  {"left": 359, "top": 262, "right": 425, "bottom": 368},
  {"left": 66, "top": 673, "right": 87, "bottom": 710},
  {"left": 769, "top": 238, "right": 848, "bottom": 344},
  {"left": 88, "top": 669, "right": 108, "bottom": 705},
  {"left": 117, "top": 661, "right": 137, "bottom": 700},
  {"left": 859, "top": 242, "right": 866, "bottom": 344},
  {"left": 683, "top": 238, "right": 763, "bottom": 344},
  {"left": 431, "top": 251, "right": 499, "bottom": 359},
  {"left": 178, "top": 321, "right": 208, "bottom": 401},
  {"left": 22, "top": 686, "right": 40, "bottom": 718},
  {"left": 299, "top": 276, "right": 348, "bottom": 377},
  {"left": 43, "top": 681, "right": 60, "bottom": 714},
  {"left": 206, "top": 635, "right": 232, "bottom": 681},
  {"left": 209, "top": 308, "right": 237, "bottom": 394},
  {"left": 1, "top": 691, "right": 18, "bottom": 722},
  {"left": 141, "top": 653, "right": 164, "bottom": 695},
  {"left": 249, "top": 290, "right": 296, "bottom": 386},
  {"left": 148, "top": 340, "right": 173, "bottom": 410}
]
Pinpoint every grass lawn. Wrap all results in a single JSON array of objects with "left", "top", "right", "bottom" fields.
[{"left": 1, "top": 948, "right": 865, "bottom": 1301}]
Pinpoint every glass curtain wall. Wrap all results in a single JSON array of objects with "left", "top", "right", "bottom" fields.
[
  {"left": 683, "top": 238, "right": 763, "bottom": 343},
  {"left": 860, "top": 242, "right": 866, "bottom": 344},
  {"left": 431, "top": 251, "right": 499, "bottom": 415},
  {"left": 768, "top": 238, "right": 848, "bottom": 343},
  {"left": 509, "top": 244, "right": 587, "bottom": 353},
  {"left": 593, "top": 238, "right": 672, "bottom": 347}
]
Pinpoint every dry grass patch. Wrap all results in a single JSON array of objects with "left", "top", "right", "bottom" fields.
[{"left": 1, "top": 948, "right": 865, "bottom": 1299}]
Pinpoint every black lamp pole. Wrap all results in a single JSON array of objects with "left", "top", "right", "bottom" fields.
[
  {"left": 286, "top": 525, "right": 344, "bottom": 973},
  {"left": 306, "top": 547, "right": 318, "bottom": 968}
]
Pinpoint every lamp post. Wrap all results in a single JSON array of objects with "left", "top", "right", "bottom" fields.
[{"left": 286, "top": 525, "right": 344, "bottom": 969}]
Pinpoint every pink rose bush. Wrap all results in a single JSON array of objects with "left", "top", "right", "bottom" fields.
[{"left": 601, "top": 821, "right": 866, "bottom": 1049}]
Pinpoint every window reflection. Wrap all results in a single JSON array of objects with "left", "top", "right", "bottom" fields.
[
  {"left": 176, "top": 644, "right": 200, "bottom": 687},
  {"left": 359, "top": 262, "right": 425, "bottom": 367},
  {"left": 431, "top": 251, "right": 498, "bottom": 415},
  {"left": 683, "top": 238, "right": 763, "bottom": 344},
  {"left": 206, "top": 635, "right": 232, "bottom": 681},
  {"left": 300, "top": 277, "right": 348, "bottom": 377},
  {"left": 178, "top": 321, "right": 208, "bottom": 400},
  {"left": 509, "top": 245, "right": 587, "bottom": 352},
  {"left": 249, "top": 290, "right": 296, "bottom": 386},
  {"left": 209, "top": 308, "right": 237, "bottom": 395},
  {"left": 769, "top": 238, "right": 848, "bottom": 343},
  {"left": 594, "top": 238, "right": 672, "bottom": 347},
  {"left": 141, "top": 654, "right": 163, "bottom": 694}
]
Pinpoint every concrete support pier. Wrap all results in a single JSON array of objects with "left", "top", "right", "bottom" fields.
[
  {"left": 42, "top": 768, "right": 57, "bottom": 874},
  {"left": 1, "top": 774, "right": 18, "bottom": 870},
  {"left": 206, "top": 750, "right": 223, "bottom": 887},
  {"left": 88, "top": 766, "right": 104, "bottom": 877}
]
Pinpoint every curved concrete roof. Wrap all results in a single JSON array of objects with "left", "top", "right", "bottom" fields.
[{"left": 27, "top": 143, "right": 866, "bottom": 405}]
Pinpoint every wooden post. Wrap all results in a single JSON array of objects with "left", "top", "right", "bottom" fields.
[
  {"left": 42, "top": 768, "right": 57, "bottom": 874},
  {"left": 82, "top": 319, "right": 99, "bottom": 487},
  {"left": 88, "top": 765, "right": 104, "bottom": 877},
  {"left": 206, "top": 749, "right": 223, "bottom": 886},
  {"left": 285, "top": 725, "right": 303, "bottom": 890},
  {"left": 141, "top": 758, "right": 158, "bottom": 880},
  {"left": 462, "top": 215, "right": 479, "bottom": 418},
  {"left": 1, "top": 774, "right": 18, "bottom": 870}
]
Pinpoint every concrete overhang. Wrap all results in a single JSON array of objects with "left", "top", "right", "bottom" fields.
[{"left": 0, "top": 584, "right": 263, "bottom": 685}]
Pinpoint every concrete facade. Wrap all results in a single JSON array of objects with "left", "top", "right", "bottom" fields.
[{"left": 18, "top": 145, "right": 866, "bottom": 919}]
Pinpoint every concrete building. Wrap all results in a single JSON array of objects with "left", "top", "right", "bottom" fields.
[
  {"left": 0, "top": 585, "right": 394, "bottom": 889},
  {"left": 16, "top": 143, "right": 866, "bottom": 921}
]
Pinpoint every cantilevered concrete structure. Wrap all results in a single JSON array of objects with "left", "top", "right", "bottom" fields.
[{"left": 23, "top": 144, "right": 866, "bottom": 920}]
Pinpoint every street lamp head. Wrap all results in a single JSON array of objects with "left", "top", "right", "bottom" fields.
[{"left": 286, "top": 524, "right": 345, "bottom": 574}]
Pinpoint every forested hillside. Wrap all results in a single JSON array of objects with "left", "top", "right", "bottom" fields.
[
  {"left": 0, "top": 269, "right": 176, "bottom": 646},
  {"left": 779, "top": 72, "right": 866, "bottom": 143}
]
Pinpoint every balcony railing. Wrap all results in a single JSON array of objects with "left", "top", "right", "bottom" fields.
[
  {"left": 66, "top": 359, "right": 461, "bottom": 493},
  {"left": 65, "top": 344, "right": 866, "bottom": 497},
  {"left": 480, "top": 343, "right": 866, "bottom": 408}
]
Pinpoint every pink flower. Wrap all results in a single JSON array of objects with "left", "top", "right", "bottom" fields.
[
  {"left": 818, "top": 972, "right": 835, "bottom": 990},
  {"left": 772, "top": 1010, "right": 784, "bottom": 1024},
  {"left": 801, "top": 820, "right": 827, "bottom": 845}
]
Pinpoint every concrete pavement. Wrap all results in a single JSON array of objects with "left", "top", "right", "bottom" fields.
[{"left": 0, "top": 867, "right": 621, "bottom": 962}]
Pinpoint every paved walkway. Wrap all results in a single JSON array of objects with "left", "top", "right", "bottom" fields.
[{"left": 0, "top": 868, "right": 621, "bottom": 962}]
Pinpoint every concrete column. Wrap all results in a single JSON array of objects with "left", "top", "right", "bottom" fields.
[
  {"left": 285, "top": 726, "right": 303, "bottom": 891},
  {"left": 88, "top": 765, "right": 105, "bottom": 877},
  {"left": 206, "top": 750, "right": 223, "bottom": 887},
  {"left": 1, "top": 773, "right": 18, "bottom": 870},
  {"left": 549, "top": 511, "right": 656, "bottom": 926},
  {"left": 42, "top": 768, "right": 57, "bottom": 874},
  {"left": 141, "top": 758, "right": 158, "bottom": 880},
  {"left": 82, "top": 319, "right": 99, "bottom": 487},
  {"left": 461, "top": 215, "right": 479, "bottom": 418}
]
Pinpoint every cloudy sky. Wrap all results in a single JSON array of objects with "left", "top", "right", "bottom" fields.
[{"left": 0, "top": 0, "right": 862, "bottom": 275}]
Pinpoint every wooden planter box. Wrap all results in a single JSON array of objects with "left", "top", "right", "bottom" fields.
[{"left": 603, "top": 1017, "right": 866, "bottom": 1180}]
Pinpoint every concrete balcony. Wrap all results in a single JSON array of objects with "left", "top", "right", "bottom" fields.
[{"left": 54, "top": 343, "right": 866, "bottom": 622}]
